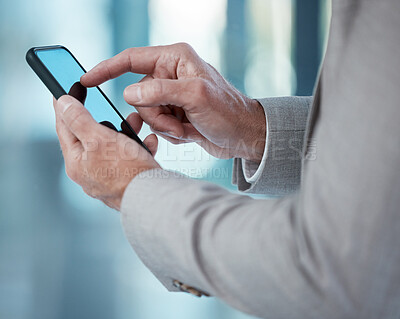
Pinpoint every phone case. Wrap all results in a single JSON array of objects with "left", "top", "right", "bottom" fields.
[
  {"left": 26, "top": 45, "right": 67, "bottom": 99},
  {"left": 26, "top": 45, "right": 151, "bottom": 154}
]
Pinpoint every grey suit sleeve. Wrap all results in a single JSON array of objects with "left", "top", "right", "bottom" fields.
[
  {"left": 120, "top": 170, "right": 334, "bottom": 318},
  {"left": 121, "top": 158, "right": 400, "bottom": 319},
  {"left": 233, "top": 96, "right": 313, "bottom": 196}
]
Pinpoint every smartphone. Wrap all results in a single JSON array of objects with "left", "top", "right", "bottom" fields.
[{"left": 26, "top": 45, "right": 150, "bottom": 153}]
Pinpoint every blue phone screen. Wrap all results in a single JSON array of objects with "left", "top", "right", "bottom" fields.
[{"left": 35, "top": 47, "right": 123, "bottom": 130}]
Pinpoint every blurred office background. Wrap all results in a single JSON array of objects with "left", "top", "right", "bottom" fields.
[{"left": 0, "top": 0, "right": 330, "bottom": 318}]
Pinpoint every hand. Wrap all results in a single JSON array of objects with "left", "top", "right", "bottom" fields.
[
  {"left": 81, "top": 43, "right": 266, "bottom": 162},
  {"left": 53, "top": 95, "right": 160, "bottom": 211}
]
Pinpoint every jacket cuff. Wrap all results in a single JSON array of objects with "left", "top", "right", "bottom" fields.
[
  {"left": 120, "top": 169, "right": 212, "bottom": 296},
  {"left": 233, "top": 96, "right": 312, "bottom": 195}
]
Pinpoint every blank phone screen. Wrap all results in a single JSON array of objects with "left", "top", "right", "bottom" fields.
[{"left": 35, "top": 47, "right": 123, "bottom": 130}]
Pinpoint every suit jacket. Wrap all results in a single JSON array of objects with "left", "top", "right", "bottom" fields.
[{"left": 121, "top": 1, "right": 400, "bottom": 318}]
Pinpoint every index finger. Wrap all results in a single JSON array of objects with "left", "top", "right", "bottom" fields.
[{"left": 81, "top": 46, "right": 166, "bottom": 87}]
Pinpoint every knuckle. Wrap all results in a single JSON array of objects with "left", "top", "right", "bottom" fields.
[
  {"left": 124, "top": 48, "right": 135, "bottom": 66},
  {"left": 121, "top": 48, "right": 133, "bottom": 64},
  {"left": 175, "top": 42, "right": 194, "bottom": 54},
  {"left": 97, "top": 60, "right": 107, "bottom": 70},
  {"left": 177, "top": 42, "right": 191, "bottom": 50},
  {"left": 193, "top": 78, "right": 210, "bottom": 103},
  {"left": 125, "top": 47, "right": 135, "bottom": 57},
  {"left": 102, "top": 61, "right": 113, "bottom": 80}
]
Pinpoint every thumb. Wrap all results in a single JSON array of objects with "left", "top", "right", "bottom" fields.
[
  {"left": 57, "top": 95, "right": 98, "bottom": 142},
  {"left": 123, "top": 78, "right": 209, "bottom": 110}
]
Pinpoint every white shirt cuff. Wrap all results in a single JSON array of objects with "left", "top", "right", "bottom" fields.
[{"left": 241, "top": 105, "right": 269, "bottom": 183}]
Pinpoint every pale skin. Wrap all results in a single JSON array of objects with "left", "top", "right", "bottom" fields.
[{"left": 53, "top": 43, "right": 266, "bottom": 210}]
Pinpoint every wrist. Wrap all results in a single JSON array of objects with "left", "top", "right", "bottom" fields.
[
  {"left": 116, "top": 163, "right": 161, "bottom": 211},
  {"left": 239, "top": 99, "right": 266, "bottom": 162}
]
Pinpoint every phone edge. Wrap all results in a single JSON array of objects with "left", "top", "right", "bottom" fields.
[
  {"left": 26, "top": 46, "right": 67, "bottom": 99},
  {"left": 26, "top": 46, "right": 151, "bottom": 154}
]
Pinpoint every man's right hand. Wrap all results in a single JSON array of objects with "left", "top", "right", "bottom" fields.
[{"left": 81, "top": 43, "right": 266, "bottom": 162}]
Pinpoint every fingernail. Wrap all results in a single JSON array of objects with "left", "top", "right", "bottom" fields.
[
  {"left": 124, "top": 85, "right": 142, "bottom": 103},
  {"left": 58, "top": 96, "right": 74, "bottom": 114}
]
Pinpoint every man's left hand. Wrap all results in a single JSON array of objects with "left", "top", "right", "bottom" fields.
[{"left": 53, "top": 95, "right": 160, "bottom": 211}]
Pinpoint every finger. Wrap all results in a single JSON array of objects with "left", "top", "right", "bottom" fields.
[
  {"left": 153, "top": 130, "right": 189, "bottom": 145},
  {"left": 68, "top": 82, "right": 87, "bottom": 104},
  {"left": 124, "top": 112, "right": 143, "bottom": 133},
  {"left": 123, "top": 78, "right": 209, "bottom": 110},
  {"left": 151, "top": 123, "right": 204, "bottom": 146},
  {"left": 100, "top": 121, "right": 118, "bottom": 131},
  {"left": 137, "top": 109, "right": 185, "bottom": 139},
  {"left": 53, "top": 97, "right": 79, "bottom": 150},
  {"left": 56, "top": 95, "right": 100, "bottom": 143},
  {"left": 81, "top": 43, "right": 199, "bottom": 87},
  {"left": 143, "top": 134, "right": 158, "bottom": 156},
  {"left": 81, "top": 46, "right": 166, "bottom": 87},
  {"left": 131, "top": 75, "right": 186, "bottom": 138}
]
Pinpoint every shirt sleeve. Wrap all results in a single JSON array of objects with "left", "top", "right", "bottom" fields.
[{"left": 240, "top": 100, "right": 269, "bottom": 183}]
